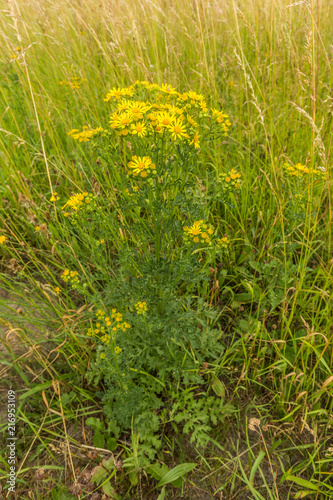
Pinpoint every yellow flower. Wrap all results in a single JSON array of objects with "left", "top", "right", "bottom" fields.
[
  {"left": 187, "top": 90, "right": 204, "bottom": 102},
  {"left": 100, "top": 353, "right": 106, "bottom": 359},
  {"left": 68, "top": 127, "right": 102, "bottom": 142},
  {"left": 128, "top": 101, "right": 151, "bottom": 120},
  {"left": 159, "top": 83, "right": 177, "bottom": 94},
  {"left": 35, "top": 226, "right": 40, "bottom": 231},
  {"left": 104, "top": 86, "right": 134, "bottom": 101},
  {"left": 54, "top": 287, "right": 61, "bottom": 295},
  {"left": 128, "top": 156, "right": 155, "bottom": 178},
  {"left": 158, "top": 112, "right": 175, "bottom": 127},
  {"left": 115, "top": 112, "right": 132, "bottom": 129},
  {"left": 189, "top": 132, "right": 200, "bottom": 149},
  {"left": 187, "top": 115, "right": 198, "bottom": 128},
  {"left": 135, "top": 301, "right": 148, "bottom": 314},
  {"left": 50, "top": 192, "right": 60, "bottom": 202},
  {"left": 114, "top": 346, "right": 122, "bottom": 354},
  {"left": 0, "top": 235, "right": 7, "bottom": 244},
  {"left": 168, "top": 119, "right": 188, "bottom": 141},
  {"left": 217, "top": 236, "right": 230, "bottom": 249},
  {"left": 131, "top": 121, "right": 147, "bottom": 137},
  {"left": 187, "top": 222, "right": 202, "bottom": 236}
]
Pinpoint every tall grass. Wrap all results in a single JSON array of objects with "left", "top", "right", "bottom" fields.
[{"left": 0, "top": 0, "right": 332, "bottom": 498}]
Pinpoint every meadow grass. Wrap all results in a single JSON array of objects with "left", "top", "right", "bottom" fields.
[{"left": 0, "top": 0, "right": 332, "bottom": 498}]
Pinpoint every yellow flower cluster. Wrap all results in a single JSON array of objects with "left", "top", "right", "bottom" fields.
[
  {"left": 220, "top": 169, "right": 242, "bottom": 191},
  {"left": 183, "top": 221, "right": 215, "bottom": 245},
  {"left": 50, "top": 192, "right": 60, "bottom": 202},
  {"left": 60, "top": 77, "right": 86, "bottom": 90},
  {"left": 211, "top": 109, "right": 232, "bottom": 135},
  {"left": 283, "top": 162, "right": 326, "bottom": 179},
  {"left": 104, "top": 82, "right": 230, "bottom": 147},
  {"left": 127, "top": 156, "right": 156, "bottom": 178},
  {"left": 125, "top": 186, "right": 139, "bottom": 196},
  {"left": 0, "top": 235, "right": 7, "bottom": 244},
  {"left": 61, "top": 269, "right": 79, "bottom": 284},
  {"left": 216, "top": 236, "right": 230, "bottom": 249},
  {"left": 68, "top": 126, "right": 104, "bottom": 142},
  {"left": 62, "top": 192, "right": 94, "bottom": 212},
  {"left": 134, "top": 301, "right": 148, "bottom": 315},
  {"left": 87, "top": 309, "right": 131, "bottom": 343},
  {"left": 114, "top": 346, "right": 122, "bottom": 354}
]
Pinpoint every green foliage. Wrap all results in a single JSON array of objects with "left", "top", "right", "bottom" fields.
[
  {"left": 52, "top": 83, "right": 234, "bottom": 440},
  {"left": 1, "top": 2, "right": 333, "bottom": 497},
  {"left": 169, "top": 388, "right": 234, "bottom": 448},
  {"left": 85, "top": 417, "right": 120, "bottom": 451}
]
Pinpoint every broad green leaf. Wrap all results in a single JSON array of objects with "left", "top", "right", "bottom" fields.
[
  {"left": 233, "top": 292, "right": 253, "bottom": 303},
  {"left": 107, "top": 437, "right": 118, "bottom": 451},
  {"left": 91, "top": 465, "right": 108, "bottom": 485},
  {"left": 146, "top": 463, "right": 169, "bottom": 481},
  {"left": 86, "top": 417, "right": 104, "bottom": 432},
  {"left": 107, "top": 420, "right": 121, "bottom": 438},
  {"left": 93, "top": 431, "right": 105, "bottom": 448},
  {"left": 157, "top": 463, "right": 196, "bottom": 487},
  {"left": 102, "top": 480, "right": 119, "bottom": 497},
  {"left": 91, "top": 457, "right": 115, "bottom": 485},
  {"left": 211, "top": 376, "right": 225, "bottom": 398}
]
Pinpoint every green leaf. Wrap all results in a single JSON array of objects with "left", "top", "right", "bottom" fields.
[
  {"left": 211, "top": 376, "right": 225, "bottom": 398},
  {"left": 249, "top": 450, "right": 265, "bottom": 484},
  {"left": 233, "top": 292, "right": 253, "bottom": 303},
  {"left": 157, "top": 463, "right": 196, "bottom": 487},
  {"left": 107, "top": 420, "right": 121, "bottom": 438},
  {"left": 91, "top": 465, "right": 108, "bottom": 485},
  {"left": 157, "top": 486, "right": 166, "bottom": 500},
  {"left": 295, "top": 491, "right": 318, "bottom": 499},
  {"left": 284, "top": 475, "right": 319, "bottom": 491},
  {"left": 102, "top": 480, "right": 120, "bottom": 498},
  {"left": 93, "top": 431, "right": 105, "bottom": 448},
  {"left": 19, "top": 381, "right": 53, "bottom": 400},
  {"left": 86, "top": 417, "right": 104, "bottom": 432},
  {"left": 107, "top": 437, "right": 118, "bottom": 451},
  {"left": 51, "top": 488, "right": 75, "bottom": 500},
  {"left": 129, "top": 468, "right": 139, "bottom": 486},
  {"left": 146, "top": 463, "right": 169, "bottom": 481},
  {"left": 91, "top": 457, "right": 115, "bottom": 486}
]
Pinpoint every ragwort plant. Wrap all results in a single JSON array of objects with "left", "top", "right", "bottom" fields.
[{"left": 55, "top": 81, "right": 239, "bottom": 451}]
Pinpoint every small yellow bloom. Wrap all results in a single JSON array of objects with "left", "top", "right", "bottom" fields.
[
  {"left": 189, "top": 132, "right": 200, "bottom": 149},
  {"left": 114, "top": 346, "right": 122, "bottom": 354},
  {"left": 50, "top": 192, "right": 60, "bottom": 202},
  {"left": 0, "top": 235, "right": 7, "bottom": 244},
  {"left": 130, "top": 121, "right": 147, "bottom": 137},
  {"left": 100, "top": 353, "right": 106, "bottom": 359}
]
